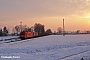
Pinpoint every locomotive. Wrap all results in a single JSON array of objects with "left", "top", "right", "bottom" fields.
[
  {"left": 20, "top": 31, "right": 46, "bottom": 40},
  {"left": 20, "top": 31, "right": 34, "bottom": 40}
]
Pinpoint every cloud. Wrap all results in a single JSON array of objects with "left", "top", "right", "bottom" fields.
[{"left": 0, "top": 0, "right": 90, "bottom": 19}]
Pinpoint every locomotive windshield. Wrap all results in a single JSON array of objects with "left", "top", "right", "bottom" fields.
[{"left": 20, "top": 31, "right": 25, "bottom": 35}]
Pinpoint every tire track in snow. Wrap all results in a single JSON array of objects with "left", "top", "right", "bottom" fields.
[{"left": 57, "top": 49, "right": 90, "bottom": 60}]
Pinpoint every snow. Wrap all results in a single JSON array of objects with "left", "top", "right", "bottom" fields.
[
  {"left": 0, "top": 36, "right": 19, "bottom": 43},
  {"left": 0, "top": 34, "right": 90, "bottom": 60},
  {"left": 0, "top": 36, "right": 19, "bottom": 40}
]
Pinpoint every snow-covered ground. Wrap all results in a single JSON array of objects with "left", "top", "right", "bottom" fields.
[
  {"left": 0, "top": 36, "right": 19, "bottom": 43},
  {"left": 0, "top": 34, "right": 90, "bottom": 60},
  {"left": 0, "top": 36, "right": 19, "bottom": 40}
]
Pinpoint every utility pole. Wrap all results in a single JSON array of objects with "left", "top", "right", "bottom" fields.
[
  {"left": 20, "top": 22, "right": 22, "bottom": 32},
  {"left": 63, "top": 19, "right": 65, "bottom": 36}
]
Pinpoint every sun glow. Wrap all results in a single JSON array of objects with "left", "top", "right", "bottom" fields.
[
  {"left": 85, "top": 14, "right": 90, "bottom": 18},
  {"left": 88, "top": 20, "right": 90, "bottom": 25}
]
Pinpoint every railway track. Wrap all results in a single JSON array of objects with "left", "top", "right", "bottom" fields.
[
  {"left": 0, "top": 35, "right": 49, "bottom": 44},
  {"left": 0, "top": 37, "right": 21, "bottom": 44}
]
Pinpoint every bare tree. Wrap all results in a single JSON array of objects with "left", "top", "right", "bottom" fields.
[
  {"left": 15, "top": 25, "right": 20, "bottom": 34},
  {"left": 12, "top": 28, "right": 16, "bottom": 35},
  {"left": 3, "top": 26, "right": 8, "bottom": 36},
  {"left": 34, "top": 23, "right": 45, "bottom": 35},
  {"left": 57, "top": 27, "right": 62, "bottom": 34},
  {"left": 30, "top": 26, "right": 34, "bottom": 32},
  {"left": 76, "top": 30, "right": 80, "bottom": 34},
  {"left": 15, "top": 24, "right": 29, "bottom": 35},
  {"left": 0, "top": 28, "right": 3, "bottom": 36},
  {"left": 46, "top": 29, "right": 52, "bottom": 35}
]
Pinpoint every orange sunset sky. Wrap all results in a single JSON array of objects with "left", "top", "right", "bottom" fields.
[{"left": 0, "top": 0, "right": 90, "bottom": 31}]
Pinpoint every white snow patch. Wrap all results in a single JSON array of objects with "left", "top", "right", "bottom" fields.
[{"left": 0, "top": 34, "right": 90, "bottom": 60}]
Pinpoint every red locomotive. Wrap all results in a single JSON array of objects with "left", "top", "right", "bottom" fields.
[
  {"left": 20, "top": 31, "right": 47, "bottom": 40},
  {"left": 20, "top": 31, "right": 34, "bottom": 39}
]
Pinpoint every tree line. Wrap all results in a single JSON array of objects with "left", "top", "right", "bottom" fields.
[
  {"left": 0, "top": 26, "right": 8, "bottom": 36},
  {"left": 0, "top": 23, "right": 90, "bottom": 36},
  {"left": 11, "top": 23, "right": 52, "bottom": 36}
]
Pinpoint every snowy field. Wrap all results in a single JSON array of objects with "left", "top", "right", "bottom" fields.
[
  {"left": 0, "top": 36, "right": 19, "bottom": 40},
  {"left": 0, "top": 34, "right": 90, "bottom": 60}
]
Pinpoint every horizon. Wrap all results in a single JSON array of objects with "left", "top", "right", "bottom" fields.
[{"left": 0, "top": 0, "right": 90, "bottom": 32}]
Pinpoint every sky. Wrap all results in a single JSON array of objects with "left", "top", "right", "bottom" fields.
[{"left": 0, "top": 0, "right": 90, "bottom": 32}]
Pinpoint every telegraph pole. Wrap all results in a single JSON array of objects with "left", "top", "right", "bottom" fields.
[
  {"left": 20, "top": 22, "right": 22, "bottom": 32},
  {"left": 63, "top": 19, "right": 65, "bottom": 36}
]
